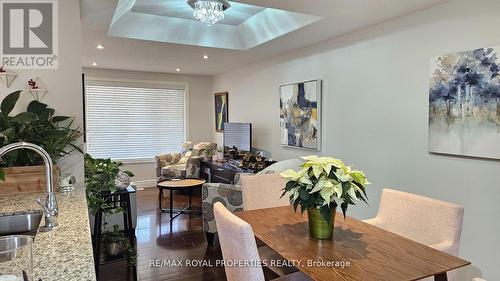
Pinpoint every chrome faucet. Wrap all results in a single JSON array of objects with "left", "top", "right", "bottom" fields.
[{"left": 0, "top": 142, "right": 58, "bottom": 230}]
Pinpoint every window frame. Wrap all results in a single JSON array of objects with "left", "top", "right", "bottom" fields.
[{"left": 84, "top": 76, "right": 190, "bottom": 163}]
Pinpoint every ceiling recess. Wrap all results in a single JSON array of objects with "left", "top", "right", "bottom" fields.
[{"left": 187, "top": 0, "right": 231, "bottom": 26}]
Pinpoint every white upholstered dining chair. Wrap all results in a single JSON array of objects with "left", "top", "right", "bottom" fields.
[
  {"left": 240, "top": 173, "right": 299, "bottom": 276},
  {"left": 213, "top": 202, "right": 311, "bottom": 281},
  {"left": 363, "top": 188, "right": 464, "bottom": 281},
  {"left": 240, "top": 173, "right": 290, "bottom": 211}
]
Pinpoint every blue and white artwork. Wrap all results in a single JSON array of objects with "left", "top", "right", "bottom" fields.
[
  {"left": 280, "top": 80, "right": 321, "bottom": 150},
  {"left": 429, "top": 46, "right": 500, "bottom": 159}
]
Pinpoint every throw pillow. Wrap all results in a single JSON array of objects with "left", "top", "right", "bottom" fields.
[
  {"left": 178, "top": 151, "right": 192, "bottom": 164},
  {"left": 181, "top": 142, "right": 194, "bottom": 155},
  {"left": 191, "top": 149, "right": 201, "bottom": 157}
]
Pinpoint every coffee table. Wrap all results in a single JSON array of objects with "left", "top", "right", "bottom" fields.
[{"left": 157, "top": 178, "right": 206, "bottom": 220}]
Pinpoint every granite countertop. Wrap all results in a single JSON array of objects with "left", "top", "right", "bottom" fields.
[{"left": 0, "top": 185, "right": 97, "bottom": 281}]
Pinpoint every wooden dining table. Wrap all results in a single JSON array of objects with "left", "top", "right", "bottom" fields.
[{"left": 235, "top": 206, "right": 470, "bottom": 281}]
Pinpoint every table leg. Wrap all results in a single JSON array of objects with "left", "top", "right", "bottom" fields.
[
  {"left": 434, "top": 272, "right": 448, "bottom": 281},
  {"left": 188, "top": 189, "right": 192, "bottom": 208},
  {"left": 205, "top": 232, "right": 215, "bottom": 248},
  {"left": 158, "top": 186, "right": 202, "bottom": 220},
  {"left": 158, "top": 188, "right": 163, "bottom": 210},
  {"left": 170, "top": 189, "right": 174, "bottom": 220}
]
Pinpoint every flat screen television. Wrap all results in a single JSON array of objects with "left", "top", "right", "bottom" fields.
[{"left": 223, "top": 122, "right": 252, "bottom": 153}]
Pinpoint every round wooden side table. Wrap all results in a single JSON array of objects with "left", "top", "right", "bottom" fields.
[{"left": 157, "top": 178, "right": 206, "bottom": 220}]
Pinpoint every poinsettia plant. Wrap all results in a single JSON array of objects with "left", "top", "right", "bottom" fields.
[{"left": 280, "top": 156, "right": 369, "bottom": 223}]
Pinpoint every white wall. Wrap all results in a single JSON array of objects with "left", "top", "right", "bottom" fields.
[
  {"left": 213, "top": 0, "right": 500, "bottom": 280},
  {"left": 0, "top": 1, "right": 83, "bottom": 181},
  {"left": 82, "top": 68, "right": 213, "bottom": 185}
]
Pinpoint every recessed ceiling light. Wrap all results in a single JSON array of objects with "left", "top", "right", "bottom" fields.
[
  {"left": 92, "top": 62, "right": 98, "bottom": 66},
  {"left": 96, "top": 44, "right": 104, "bottom": 49},
  {"left": 176, "top": 68, "right": 181, "bottom": 72},
  {"left": 203, "top": 54, "right": 209, "bottom": 59}
]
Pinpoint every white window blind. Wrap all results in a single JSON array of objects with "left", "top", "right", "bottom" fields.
[{"left": 85, "top": 79, "right": 186, "bottom": 161}]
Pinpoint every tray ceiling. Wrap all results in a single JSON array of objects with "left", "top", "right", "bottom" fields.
[{"left": 110, "top": 0, "right": 322, "bottom": 50}]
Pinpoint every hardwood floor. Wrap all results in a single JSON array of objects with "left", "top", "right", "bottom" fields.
[{"left": 99, "top": 188, "right": 227, "bottom": 281}]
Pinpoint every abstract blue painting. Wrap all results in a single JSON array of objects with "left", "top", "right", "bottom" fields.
[
  {"left": 280, "top": 80, "right": 321, "bottom": 150},
  {"left": 429, "top": 46, "right": 500, "bottom": 159}
]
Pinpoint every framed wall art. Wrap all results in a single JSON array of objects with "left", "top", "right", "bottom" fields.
[
  {"left": 215, "top": 92, "right": 228, "bottom": 132},
  {"left": 279, "top": 80, "right": 321, "bottom": 150},
  {"left": 429, "top": 46, "right": 500, "bottom": 159}
]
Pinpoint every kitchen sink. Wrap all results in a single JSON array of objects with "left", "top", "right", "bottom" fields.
[{"left": 0, "top": 212, "right": 42, "bottom": 236}]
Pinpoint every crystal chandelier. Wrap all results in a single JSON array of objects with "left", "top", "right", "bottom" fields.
[{"left": 187, "top": 0, "right": 231, "bottom": 26}]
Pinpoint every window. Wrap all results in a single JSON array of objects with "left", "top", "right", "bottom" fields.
[{"left": 85, "top": 78, "right": 186, "bottom": 161}]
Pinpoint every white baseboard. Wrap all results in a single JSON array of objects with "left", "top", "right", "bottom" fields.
[{"left": 131, "top": 179, "right": 156, "bottom": 189}]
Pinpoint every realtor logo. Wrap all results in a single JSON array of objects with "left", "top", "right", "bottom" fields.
[{"left": 0, "top": 0, "right": 58, "bottom": 69}]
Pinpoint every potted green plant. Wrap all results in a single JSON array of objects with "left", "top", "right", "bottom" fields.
[
  {"left": 280, "top": 156, "right": 369, "bottom": 240},
  {"left": 203, "top": 146, "right": 216, "bottom": 161},
  {"left": 239, "top": 152, "right": 267, "bottom": 173},
  {"left": 102, "top": 224, "right": 137, "bottom": 266},
  {"left": 0, "top": 91, "right": 82, "bottom": 188},
  {"left": 84, "top": 154, "right": 137, "bottom": 266},
  {"left": 102, "top": 224, "right": 127, "bottom": 258},
  {"left": 84, "top": 154, "right": 134, "bottom": 216}
]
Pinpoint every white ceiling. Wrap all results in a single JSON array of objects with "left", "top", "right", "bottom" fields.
[{"left": 81, "top": 0, "right": 451, "bottom": 76}]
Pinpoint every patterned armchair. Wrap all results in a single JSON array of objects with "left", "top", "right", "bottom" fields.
[
  {"left": 202, "top": 174, "right": 246, "bottom": 246},
  {"left": 155, "top": 141, "right": 216, "bottom": 179},
  {"left": 202, "top": 158, "right": 306, "bottom": 247}
]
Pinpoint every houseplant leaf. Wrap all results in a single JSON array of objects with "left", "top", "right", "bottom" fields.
[
  {"left": 1, "top": 90, "right": 21, "bottom": 118},
  {"left": 312, "top": 164, "right": 323, "bottom": 179},
  {"left": 51, "top": 116, "right": 71, "bottom": 123},
  {"left": 341, "top": 202, "right": 348, "bottom": 219},
  {"left": 123, "top": 170, "right": 135, "bottom": 177},
  {"left": 11, "top": 112, "right": 39, "bottom": 123},
  {"left": 27, "top": 100, "right": 48, "bottom": 114},
  {"left": 320, "top": 183, "right": 335, "bottom": 202},
  {"left": 0, "top": 128, "right": 15, "bottom": 140},
  {"left": 280, "top": 169, "right": 300, "bottom": 180},
  {"left": 38, "top": 108, "right": 55, "bottom": 121}
]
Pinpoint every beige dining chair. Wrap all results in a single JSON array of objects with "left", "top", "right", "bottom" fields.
[
  {"left": 214, "top": 202, "right": 311, "bottom": 281},
  {"left": 240, "top": 173, "right": 298, "bottom": 276},
  {"left": 240, "top": 173, "right": 290, "bottom": 211},
  {"left": 363, "top": 188, "right": 464, "bottom": 281}
]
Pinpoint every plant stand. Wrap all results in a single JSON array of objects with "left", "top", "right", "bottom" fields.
[{"left": 93, "top": 186, "right": 137, "bottom": 281}]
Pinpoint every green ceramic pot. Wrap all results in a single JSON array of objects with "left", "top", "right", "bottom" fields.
[{"left": 307, "top": 207, "right": 336, "bottom": 240}]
